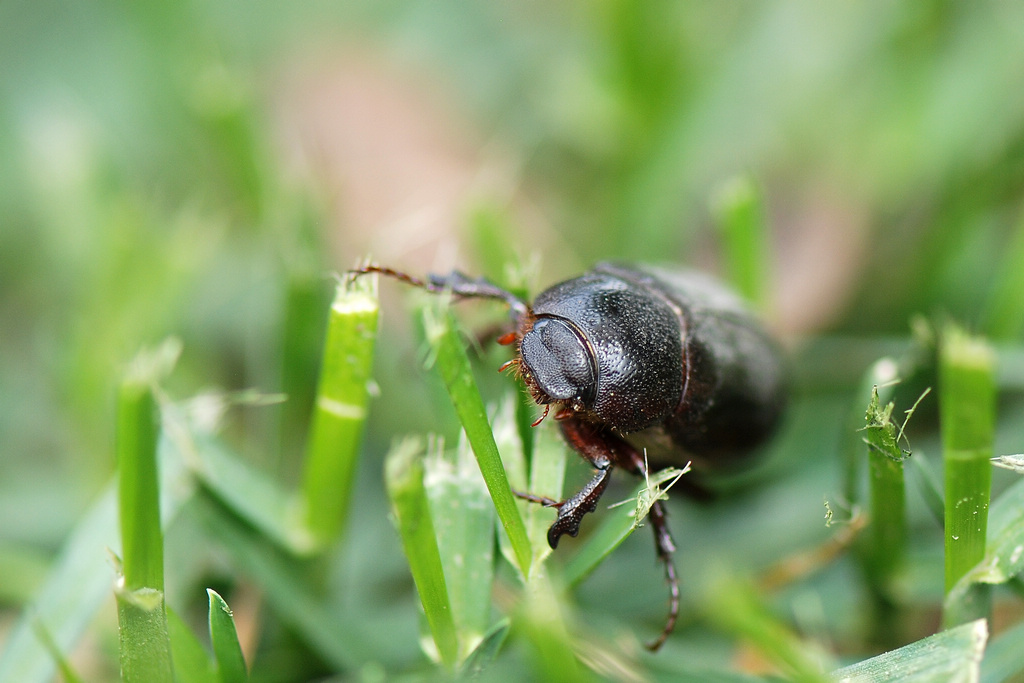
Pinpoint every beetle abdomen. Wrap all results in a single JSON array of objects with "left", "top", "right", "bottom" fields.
[{"left": 594, "top": 263, "right": 787, "bottom": 467}]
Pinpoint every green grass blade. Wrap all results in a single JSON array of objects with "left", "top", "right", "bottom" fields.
[
  {"left": 940, "top": 325, "right": 996, "bottom": 625},
  {"left": 384, "top": 437, "right": 459, "bottom": 669},
  {"left": 0, "top": 542, "right": 48, "bottom": 604},
  {"left": 0, "top": 486, "right": 118, "bottom": 683},
  {"left": 116, "top": 585, "right": 173, "bottom": 683},
  {"left": 945, "top": 476, "right": 1024, "bottom": 616},
  {"left": 116, "top": 352, "right": 173, "bottom": 683},
  {"left": 424, "top": 437, "right": 495, "bottom": 660},
  {"left": 712, "top": 174, "right": 770, "bottom": 309},
  {"left": 907, "top": 453, "right": 945, "bottom": 527},
  {"left": 524, "top": 422, "right": 567, "bottom": 566},
  {"left": 0, "top": 426, "right": 194, "bottom": 683},
  {"left": 862, "top": 384, "right": 908, "bottom": 596},
  {"left": 118, "top": 373, "right": 164, "bottom": 591},
  {"left": 459, "top": 618, "right": 510, "bottom": 678},
  {"left": 842, "top": 358, "right": 900, "bottom": 508},
  {"left": 189, "top": 495, "right": 365, "bottom": 670},
  {"left": 706, "top": 576, "right": 831, "bottom": 683},
  {"left": 208, "top": 589, "right": 248, "bottom": 683},
  {"left": 301, "top": 274, "right": 379, "bottom": 547},
  {"left": 187, "top": 430, "right": 311, "bottom": 553},
  {"left": 982, "top": 207, "right": 1024, "bottom": 340},
  {"left": 29, "top": 620, "right": 84, "bottom": 683},
  {"left": 833, "top": 619, "right": 987, "bottom": 683},
  {"left": 515, "top": 566, "right": 591, "bottom": 683},
  {"left": 422, "top": 300, "right": 532, "bottom": 576},
  {"left": 981, "top": 615, "right": 1024, "bottom": 683},
  {"left": 166, "top": 606, "right": 217, "bottom": 683}
]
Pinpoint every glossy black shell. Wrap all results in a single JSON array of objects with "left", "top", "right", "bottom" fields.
[{"left": 519, "top": 262, "right": 787, "bottom": 467}]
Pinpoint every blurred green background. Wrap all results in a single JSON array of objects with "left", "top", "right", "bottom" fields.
[{"left": 3, "top": 1, "right": 1024, "bottom": 681}]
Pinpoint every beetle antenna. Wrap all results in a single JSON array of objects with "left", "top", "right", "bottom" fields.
[
  {"left": 350, "top": 264, "right": 529, "bottom": 318},
  {"left": 531, "top": 403, "right": 551, "bottom": 427}
]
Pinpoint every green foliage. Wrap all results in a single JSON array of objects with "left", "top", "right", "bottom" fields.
[{"left": 4, "top": 2, "right": 1024, "bottom": 681}]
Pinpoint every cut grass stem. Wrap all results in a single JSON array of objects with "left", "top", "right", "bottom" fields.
[
  {"left": 301, "top": 274, "right": 379, "bottom": 547},
  {"left": 940, "top": 325, "right": 996, "bottom": 626}
]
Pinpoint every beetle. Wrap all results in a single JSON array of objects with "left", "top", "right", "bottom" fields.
[{"left": 354, "top": 261, "right": 788, "bottom": 651}]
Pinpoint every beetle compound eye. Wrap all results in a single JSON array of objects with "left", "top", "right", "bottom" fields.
[{"left": 519, "top": 318, "right": 596, "bottom": 404}]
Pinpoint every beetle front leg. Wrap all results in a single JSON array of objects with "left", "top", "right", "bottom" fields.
[{"left": 546, "top": 464, "right": 613, "bottom": 548}]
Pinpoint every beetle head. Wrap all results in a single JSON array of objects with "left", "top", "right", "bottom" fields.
[{"left": 518, "top": 317, "right": 596, "bottom": 410}]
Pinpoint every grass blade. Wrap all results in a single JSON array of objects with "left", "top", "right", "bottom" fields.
[
  {"left": 982, "top": 207, "right": 1024, "bottom": 340},
  {"left": 166, "top": 606, "right": 217, "bottom": 683},
  {"left": 705, "top": 575, "right": 831, "bottom": 683},
  {"left": 459, "top": 618, "right": 510, "bottom": 678},
  {"left": 384, "top": 437, "right": 459, "bottom": 669},
  {"left": 862, "top": 384, "right": 908, "bottom": 600},
  {"left": 208, "top": 589, "right": 248, "bottom": 683},
  {"left": 116, "top": 353, "right": 172, "bottom": 683},
  {"left": 940, "top": 325, "right": 996, "bottom": 626},
  {"left": 424, "top": 437, "right": 495, "bottom": 660},
  {"left": 301, "top": 274, "right": 379, "bottom": 547},
  {"left": 118, "top": 373, "right": 164, "bottom": 591},
  {"left": 834, "top": 619, "right": 987, "bottom": 683},
  {"left": 422, "top": 300, "right": 532, "bottom": 576},
  {"left": 116, "top": 586, "right": 173, "bottom": 683},
  {"left": 29, "top": 620, "right": 84, "bottom": 683},
  {"left": 712, "top": 174, "right": 770, "bottom": 309},
  {"left": 515, "top": 566, "right": 591, "bottom": 683},
  {"left": 189, "top": 495, "right": 365, "bottom": 670}
]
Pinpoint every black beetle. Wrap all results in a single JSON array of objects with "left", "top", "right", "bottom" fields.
[{"left": 355, "top": 261, "right": 787, "bottom": 651}]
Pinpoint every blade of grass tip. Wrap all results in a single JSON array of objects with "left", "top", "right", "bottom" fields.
[
  {"left": 712, "top": 174, "right": 770, "bottom": 310},
  {"left": 422, "top": 300, "right": 532, "bottom": 576},
  {"left": 705, "top": 575, "right": 831, "bottom": 683},
  {"left": 301, "top": 273, "right": 379, "bottom": 548},
  {"left": 166, "top": 606, "right": 217, "bottom": 683},
  {"left": 424, "top": 436, "right": 495, "bottom": 660},
  {"left": 940, "top": 325, "right": 996, "bottom": 627},
  {"left": 384, "top": 437, "right": 459, "bottom": 669},
  {"left": 208, "top": 589, "right": 248, "bottom": 683}
]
